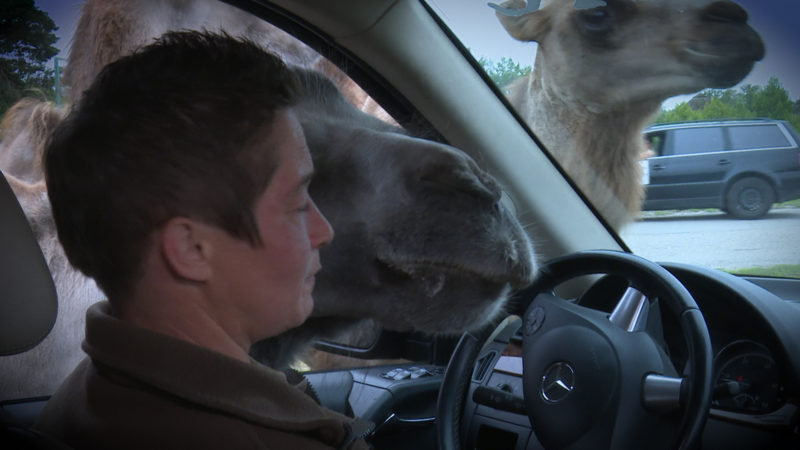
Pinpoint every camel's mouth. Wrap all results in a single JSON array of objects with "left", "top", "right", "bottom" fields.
[
  {"left": 377, "top": 258, "right": 498, "bottom": 297},
  {"left": 682, "top": 42, "right": 763, "bottom": 64},
  {"left": 683, "top": 43, "right": 761, "bottom": 88},
  {"left": 375, "top": 253, "right": 535, "bottom": 297},
  {"left": 682, "top": 46, "right": 725, "bottom": 60},
  {"left": 681, "top": 22, "right": 764, "bottom": 68},
  {"left": 373, "top": 256, "right": 515, "bottom": 333},
  {"left": 371, "top": 209, "right": 537, "bottom": 295}
]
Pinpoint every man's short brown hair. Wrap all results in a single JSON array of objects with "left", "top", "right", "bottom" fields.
[{"left": 45, "top": 31, "right": 302, "bottom": 300}]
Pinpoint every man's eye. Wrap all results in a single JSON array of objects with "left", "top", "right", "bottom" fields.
[{"left": 298, "top": 202, "right": 311, "bottom": 212}]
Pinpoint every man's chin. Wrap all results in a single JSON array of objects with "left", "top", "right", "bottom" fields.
[{"left": 298, "top": 294, "right": 315, "bottom": 323}]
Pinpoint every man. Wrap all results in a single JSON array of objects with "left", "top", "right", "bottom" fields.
[{"left": 35, "top": 31, "right": 371, "bottom": 449}]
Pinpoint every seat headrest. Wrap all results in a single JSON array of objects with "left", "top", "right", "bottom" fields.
[{"left": 0, "top": 172, "right": 57, "bottom": 355}]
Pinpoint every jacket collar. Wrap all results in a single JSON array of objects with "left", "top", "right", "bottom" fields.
[{"left": 83, "top": 301, "right": 353, "bottom": 444}]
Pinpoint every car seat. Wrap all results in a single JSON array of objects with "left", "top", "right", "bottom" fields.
[{"left": 0, "top": 171, "right": 71, "bottom": 449}]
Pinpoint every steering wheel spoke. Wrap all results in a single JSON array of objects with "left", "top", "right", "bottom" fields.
[
  {"left": 609, "top": 287, "right": 649, "bottom": 332},
  {"left": 643, "top": 374, "right": 685, "bottom": 414}
]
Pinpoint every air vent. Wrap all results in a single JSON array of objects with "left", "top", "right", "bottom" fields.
[{"left": 472, "top": 351, "right": 497, "bottom": 381}]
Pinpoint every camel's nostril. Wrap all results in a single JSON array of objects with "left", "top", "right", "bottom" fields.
[{"left": 702, "top": 1, "right": 748, "bottom": 24}]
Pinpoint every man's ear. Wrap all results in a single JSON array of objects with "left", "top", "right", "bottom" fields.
[{"left": 160, "top": 217, "right": 213, "bottom": 282}]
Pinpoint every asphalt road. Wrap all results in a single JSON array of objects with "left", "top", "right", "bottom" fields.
[{"left": 619, "top": 207, "right": 800, "bottom": 271}]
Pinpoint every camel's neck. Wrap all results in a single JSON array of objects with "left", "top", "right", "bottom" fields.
[
  {"left": 506, "top": 61, "right": 662, "bottom": 226},
  {"left": 515, "top": 63, "right": 658, "bottom": 165}
]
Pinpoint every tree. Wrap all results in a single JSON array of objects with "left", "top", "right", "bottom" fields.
[
  {"left": 749, "top": 77, "right": 793, "bottom": 119},
  {"left": 0, "top": 0, "right": 59, "bottom": 115},
  {"left": 653, "top": 77, "right": 800, "bottom": 131},
  {"left": 477, "top": 56, "right": 532, "bottom": 88}
]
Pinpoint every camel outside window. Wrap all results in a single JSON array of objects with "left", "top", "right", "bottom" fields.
[{"left": 425, "top": 0, "right": 800, "bottom": 280}]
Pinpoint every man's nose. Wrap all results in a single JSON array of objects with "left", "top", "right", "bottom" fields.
[{"left": 309, "top": 198, "right": 334, "bottom": 248}]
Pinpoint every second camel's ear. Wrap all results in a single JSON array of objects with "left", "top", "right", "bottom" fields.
[
  {"left": 495, "top": 0, "right": 552, "bottom": 43},
  {"left": 160, "top": 217, "right": 213, "bottom": 282}
]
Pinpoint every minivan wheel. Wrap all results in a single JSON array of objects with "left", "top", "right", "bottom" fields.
[{"left": 725, "top": 177, "right": 775, "bottom": 219}]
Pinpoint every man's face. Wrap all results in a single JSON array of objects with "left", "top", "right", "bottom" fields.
[{"left": 208, "top": 109, "right": 334, "bottom": 344}]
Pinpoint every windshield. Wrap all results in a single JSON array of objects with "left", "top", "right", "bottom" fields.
[{"left": 425, "top": 0, "right": 800, "bottom": 279}]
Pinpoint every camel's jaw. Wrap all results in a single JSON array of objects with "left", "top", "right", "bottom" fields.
[
  {"left": 309, "top": 202, "right": 537, "bottom": 335},
  {"left": 361, "top": 214, "right": 537, "bottom": 334}
]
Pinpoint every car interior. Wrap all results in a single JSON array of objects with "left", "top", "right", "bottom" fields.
[{"left": 1, "top": 0, "right": 799, "bottom": 449}]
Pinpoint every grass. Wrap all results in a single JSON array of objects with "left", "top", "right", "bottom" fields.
[
  {"left": 687, "top": 208, "right": 721, "bottom": 213},
  {"left": 642, "top": 208, "right": 720, "bottom": 217},
  {"left": 723, "top": 264, "right": 800, "bottom": 279},
  {"left": 641, "top": 198, "right": 800, "bottom": 217}
]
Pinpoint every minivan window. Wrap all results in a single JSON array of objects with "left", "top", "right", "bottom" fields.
[
  {"left": 670, "top": 127, "right": 726, "bottom": 155},
  {"left": 728, "top": 124, "right": 791, "bottom": 150}
]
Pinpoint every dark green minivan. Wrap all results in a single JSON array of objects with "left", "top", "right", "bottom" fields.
[{"left": 643, "top": 119, "right": 800, "bottom": 218}]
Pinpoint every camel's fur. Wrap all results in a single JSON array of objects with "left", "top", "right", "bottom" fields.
[
  {"left": 496, "top": 0, "right": 764, "bottom": 229},
  {"left": 64, "top": 0, "right": 393, "bottom": 123},
  {"left": 0, "top": 1, "right": 535, "bottom": 399},
  {"left": 0, "top": 99, "right": 64, "bottom": 185}
]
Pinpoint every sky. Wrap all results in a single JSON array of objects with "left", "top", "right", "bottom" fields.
[
  {"left": 35, "top": 0, "right": 800, "bottom": 108},
  {"left": 34, "top": 0, "right": 81, "bottom": 59}
]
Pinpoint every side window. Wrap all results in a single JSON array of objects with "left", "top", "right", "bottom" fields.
[
  {"left": 645, "top": 132, "right": 665, "bottom": 157},
  {"left": 670, "top": 127, "right": 726, "bottom": 155},
  {"left": 727, "top": 125, "right": 791, "bottom": 150}
]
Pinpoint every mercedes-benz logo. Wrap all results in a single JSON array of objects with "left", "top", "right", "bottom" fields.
[{"left": 541, "top": 362, "right": 575, "bottom": 403}]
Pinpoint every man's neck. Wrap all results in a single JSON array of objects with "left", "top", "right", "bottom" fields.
[{"left": 116, "top": 276, "right": 252, "bottom": 364}]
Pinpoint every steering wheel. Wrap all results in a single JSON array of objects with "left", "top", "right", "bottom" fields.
[{"left": 437, "top": 250, "right": 712, "bottom": 450}]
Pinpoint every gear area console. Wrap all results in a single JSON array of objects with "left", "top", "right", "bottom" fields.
[
  {"left": 462, "top": 316, "right": 544, "bottom": 450},
  {"left": 306, "top": 364, "right": 444, "bottom": 449}
]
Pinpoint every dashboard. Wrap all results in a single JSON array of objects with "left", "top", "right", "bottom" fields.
[
  {"left": 457, "top": 263, "right": 800, "bottom": 450},
  {"left": 318, "top": 262, "right": 799, "bottom": 449},
  {"left": 712, "top": 339, "right": 785, "bottom": 414}
]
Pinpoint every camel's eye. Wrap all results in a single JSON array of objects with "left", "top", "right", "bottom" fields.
[{"left": 577, "top": 7, "right": 614, "bottom": 35}]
